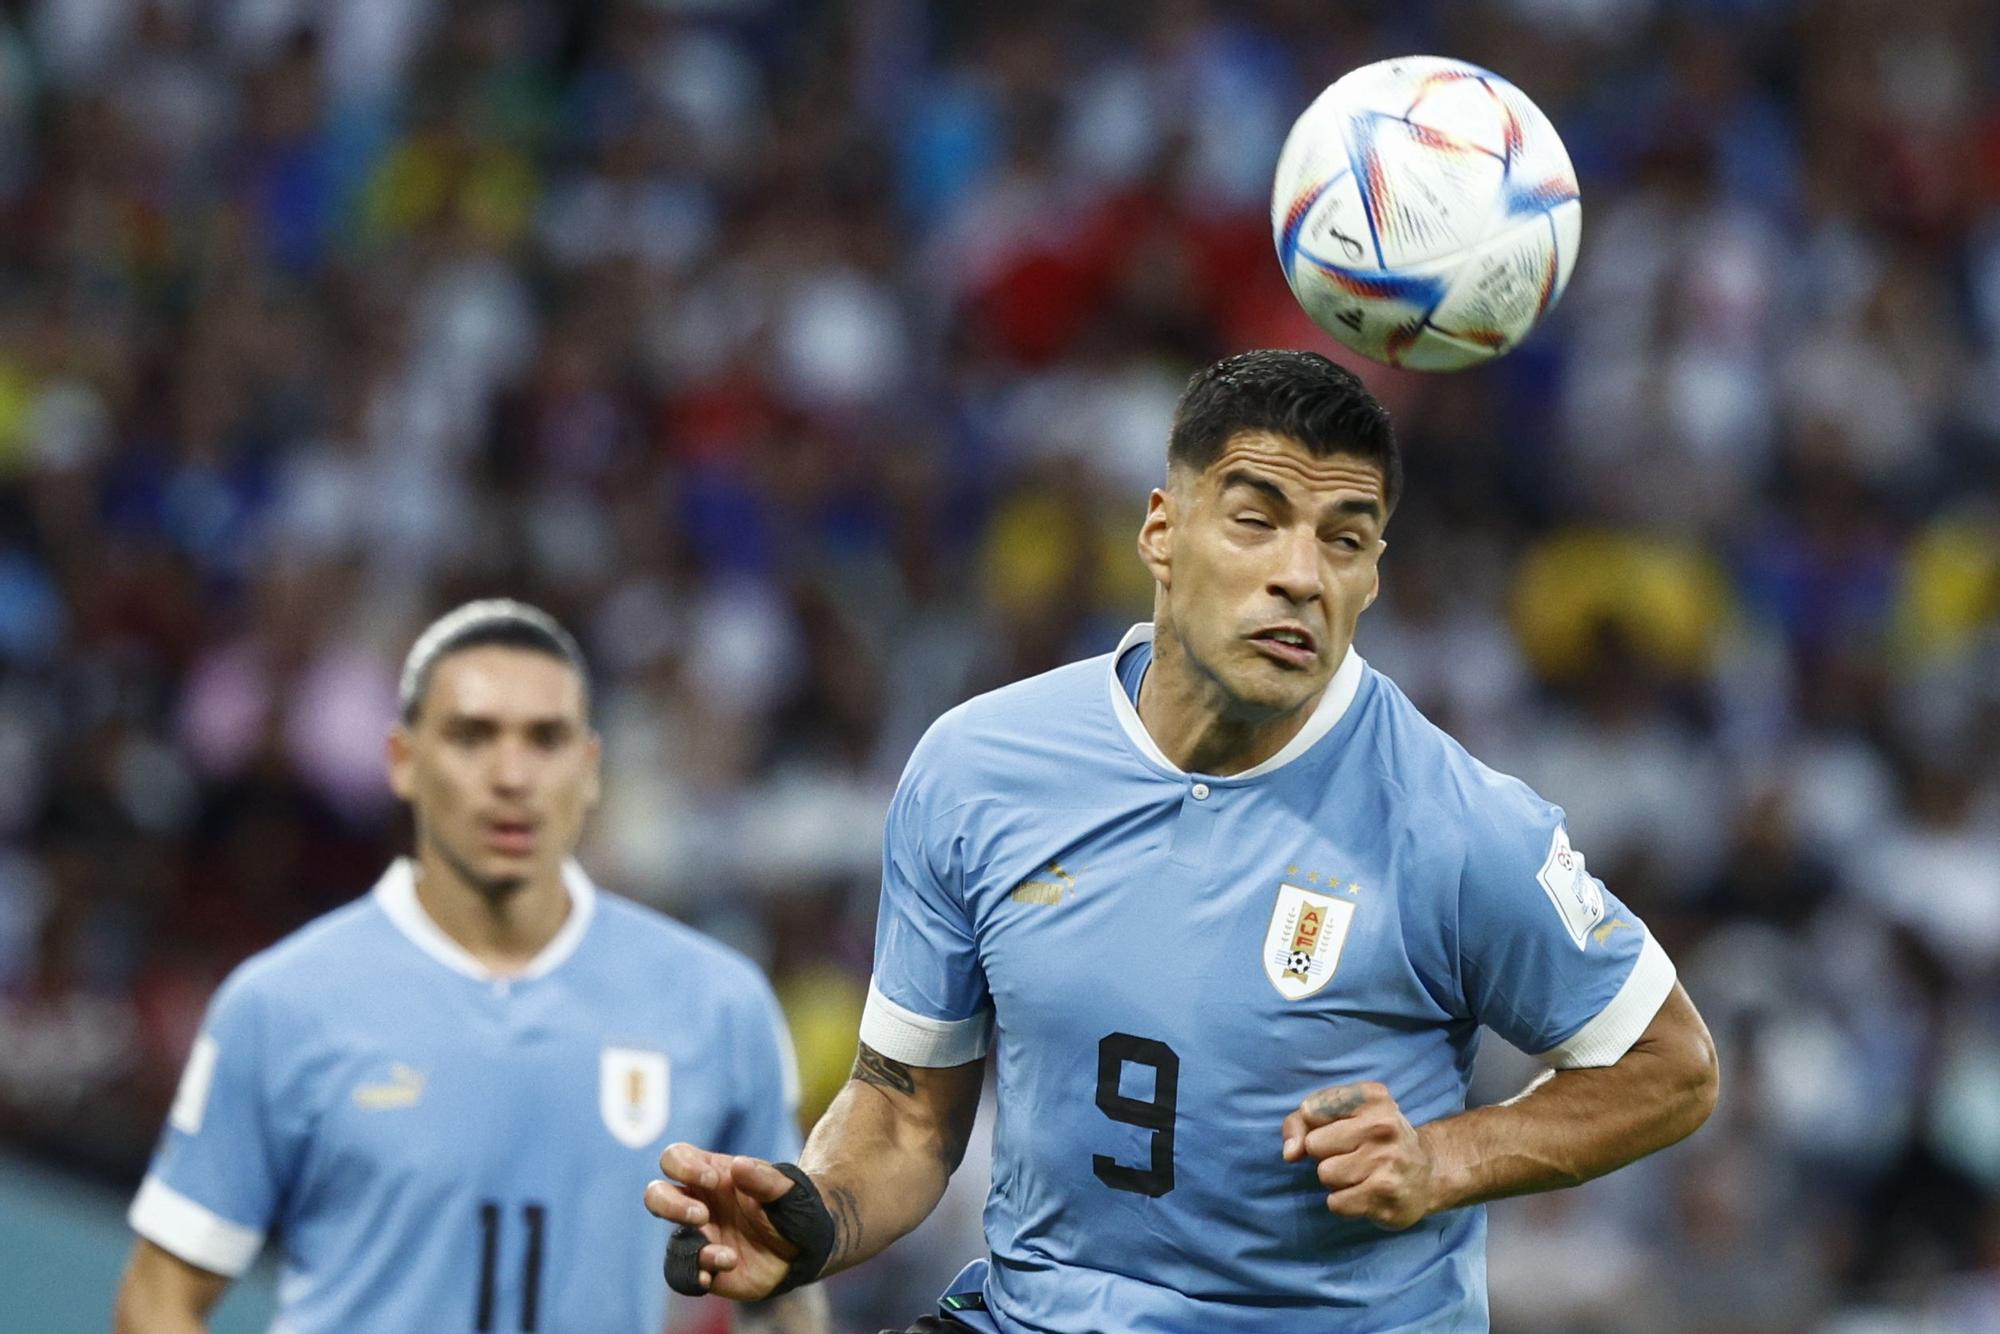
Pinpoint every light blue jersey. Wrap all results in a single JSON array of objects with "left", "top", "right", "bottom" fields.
[
  {"left": 861, "top": 625, "right": 1677, "bottom": 1334},
  {"left": 131, "top": 860, "right": 799, "bottom": 1333}
]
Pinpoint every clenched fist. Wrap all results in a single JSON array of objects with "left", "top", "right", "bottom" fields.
[{"left": 1281, "top": 1082, "right": 1437, "bottom": 1230}]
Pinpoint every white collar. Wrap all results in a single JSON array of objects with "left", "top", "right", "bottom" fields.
[
  {"left": 373, "top": 857, "right": 597, "bottom": 982},
  {"left": 1105, "top": 622, "right": 1366, "bottom": 780}
]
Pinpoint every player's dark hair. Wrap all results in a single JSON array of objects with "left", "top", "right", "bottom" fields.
[
  {"left": 1167, "top": 349, "right": 1400, "bottom": 510},
  {"left": 399, "top": 599, "right": 589, "bottom": 724}
]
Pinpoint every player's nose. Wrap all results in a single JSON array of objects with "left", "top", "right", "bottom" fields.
[
  {"left": 489, "top": 737, "right": 533, "bottom": 791},
  {"left": 1266, "top": 528, "right": 1323, "bottom": 605}
]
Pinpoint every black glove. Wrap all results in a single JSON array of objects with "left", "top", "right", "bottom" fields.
[{"left": 664, "top": 1163, "right": 837, "bottom": 1298}]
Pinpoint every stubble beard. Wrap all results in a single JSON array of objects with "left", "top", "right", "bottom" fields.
[
  {"left": 1197, "top": 633, "right": 1322, "bottom": 724},
  {"left": 422, "top": 823, "right": 533, "bottom": 904}
]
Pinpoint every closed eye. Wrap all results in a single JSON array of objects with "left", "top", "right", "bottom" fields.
[
  {"left": 528, "top": 722, "right": 573, "bottom": 750},
  {"left": 1236, "top": 514, "right": 1274, "bottom": 530},
  {"left": 443, "top": 720, "right": 497, "bottom": 746}
]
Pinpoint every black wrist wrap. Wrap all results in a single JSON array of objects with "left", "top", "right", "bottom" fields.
[
  {"left": 662, "top": 1163, "right": 836, "bottom": 1299},
  {"left": 761, "top": 1163, "right": 837, "bottom": 1295}
]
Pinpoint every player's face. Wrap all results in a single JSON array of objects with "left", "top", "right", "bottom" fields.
[
  {"left": 1139, "top": 431, "right": 1386, "bottom": 719},
  {"left": 388, "top": 647, "right": 601, "bottom": 898}
]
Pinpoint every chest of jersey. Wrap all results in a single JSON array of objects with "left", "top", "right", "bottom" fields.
[
  {"left": 954, "top": 769, "right": 1476, "bottom": 1291},
  {"left": 967, "top": 781, "right": 1460, "bottom": 1055},
  {"left": 293, "top": 974, "right": 725, "bottom": 1202},
  {"left": 258, "top": 965, "right": 736, "bottom": 1333},
  {"left": 892, "top": 655, "right": 1623, "bottom": 1325}
]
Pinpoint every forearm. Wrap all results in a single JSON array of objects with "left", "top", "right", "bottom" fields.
[
  {"left": 114, "top": 1241, "right": 228, "bottom": 1334},
  {"left": 1422, "top": 991, "right": 1718, "bottom": 1211},
  {"left": 114, "top": 1301, "right": 206, "bottom": 1334},
  {"left": 737, "top": 1284, "right": 830, "bottom": 1334},
  {"left": 797, "top": 1046, "right": 980, "bottom": 1277}
]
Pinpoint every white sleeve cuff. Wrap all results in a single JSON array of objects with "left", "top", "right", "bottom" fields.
[
  {"left": 1539, "top": 929, "right": 1677, "bottom": 1070},
  {"left": 129, "top": 1176, "right": 264, "bottom": 1277},
  {"left": 859, "top": 978, "right": 992, "bottom": 1066}
]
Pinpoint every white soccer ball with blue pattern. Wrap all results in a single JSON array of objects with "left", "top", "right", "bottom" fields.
[{"left": 1272, "top": 56, "right": 1581, "bottom": 372}]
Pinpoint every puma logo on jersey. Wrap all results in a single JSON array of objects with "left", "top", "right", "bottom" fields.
[
  {"left": 1010, "top": 862, "right": 1076, "bottom": 906},
  {"left": 354, "top": 1063, "right": 426, "bottom": 1110},
  {"left": 1593, "top": 917, "right": 1629, "bottom": 947}
]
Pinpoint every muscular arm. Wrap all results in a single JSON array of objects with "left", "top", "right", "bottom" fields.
[
  {"left": 800, "top": 1043, "right": 984, "bottom": 1276},
  {"left": 1423, "top": 981, "right": 1718, "bottom": 1209},
  {"left": 1285, "top": 982, "right": 1718, "bottom": 1227},
  {"left": 113, "top": 1239, "right": 231, "bottom": 1334}
]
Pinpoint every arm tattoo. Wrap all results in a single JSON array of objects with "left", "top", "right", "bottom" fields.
[
  {"left": 823, "top": 1182, "right": 865, "bottom": 1269},
  {"left": 854, "top": 1042, "right": 974, "bottom": 1172},
  {"left": 852, "top": 1043, "right": 917, "bottom": 1096}
]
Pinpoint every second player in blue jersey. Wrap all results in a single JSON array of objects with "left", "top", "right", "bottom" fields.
[{"left": 120, "top": 601, "right": 825, "bottom": 1334}]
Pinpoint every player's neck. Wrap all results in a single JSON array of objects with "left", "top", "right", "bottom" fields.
[
  {"left": 411, "top": 852, "right": 572, "bottom": 976},
  {"left": 1137, "top": 631, "right": 1320, "bottom": 777}
]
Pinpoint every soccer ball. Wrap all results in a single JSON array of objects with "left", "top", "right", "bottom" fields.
[{"left": 1271, "top": 55, "right": 1581, "bottom": 372}]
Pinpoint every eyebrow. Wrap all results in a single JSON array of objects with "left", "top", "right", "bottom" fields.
[
  {"left": 1221, "top": 470, "right": 1290, "bottom": 508},
  {"left": 438, "top": 713, "right": 578, "bottom": 731},
  {"left": 1220, "top": 469, "right": 1383, "bottom": 523}
]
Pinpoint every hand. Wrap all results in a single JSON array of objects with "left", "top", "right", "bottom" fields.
[
  {"left": 644, "top": 1144, "right": 803, "bottom": 1299},
  {"left": 1280, "top": 1081, "right": 1436, "bottom": 1230}
]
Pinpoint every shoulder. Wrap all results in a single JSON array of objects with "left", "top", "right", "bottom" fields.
[
  {"left": 1360, "top": 666, "right": 1557, "bottom": 840},
  {"left": 199, "top": 892, "right": 394, "bottom": 1047},
  {"left": 221, "top": 893, "right": 395, "bottom": 1007},
  {"left": 590, "top": 893, "right": 777, "bottom": 1005},
  {"left": 587, "top": 896, "right": 792, "bottom": 1094},
  {"left": 901, "top": 651, "right": 1114, "bottom": 802},
  {"left": 920, "top": 653, "right": 1110, "bottom": 753}
]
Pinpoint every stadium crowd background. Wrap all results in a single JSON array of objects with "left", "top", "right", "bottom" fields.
[{"left": 1, "top": 0, "right": 1997, "bottom": 1329}]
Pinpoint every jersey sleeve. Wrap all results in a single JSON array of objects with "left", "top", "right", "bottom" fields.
[
  {"left": 1455, "top": 783, "right": 1676, "bottom": 1068},
  {"left": 128, "top": 971, "right": 285, "bottom": 1276},
  {"left": 858, "top": 765, "right": 993, "bottom": 1067},
  {"left": 717, "top": 976, "right": 804, "bottom": 1164}
]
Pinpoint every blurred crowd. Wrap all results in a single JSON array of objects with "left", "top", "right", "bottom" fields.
[{"left": 1, "top": 0, "right": 1997, "bottom": 1328}]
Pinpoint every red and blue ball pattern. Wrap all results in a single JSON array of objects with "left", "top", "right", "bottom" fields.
[{"left": 1271, "top": 56, "right": 1581, "bottom": 371}]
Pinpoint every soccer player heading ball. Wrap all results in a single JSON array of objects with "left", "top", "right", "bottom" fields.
[{"left": 649, "top": 350, "right": 1719, "bottom": 1332}]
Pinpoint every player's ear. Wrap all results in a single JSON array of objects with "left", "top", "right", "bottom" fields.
[
  {"left": 582, "top": 730, "right": 603, "bottom": 809},
  {"left": 1362, "top": 539, "right": 1384, "bottom": 610},
  {"left": 1137, "top": 487, "right": 1175, "bottom": 587},
  {"left": 386, "top": 725, "right": 416, "bottom": 801}
]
